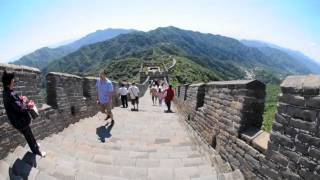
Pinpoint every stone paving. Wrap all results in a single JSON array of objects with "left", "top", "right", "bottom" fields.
[{"left": 0, "top": 92, "right": 241, "bottom": 180}]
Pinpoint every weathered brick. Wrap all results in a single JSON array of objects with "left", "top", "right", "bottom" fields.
[
  {"left": 267, "top": 150, "right": 289, "bottom": 167},
  {"left": 309, "top": 148, "right": 320, "bottom": 161},
  {"left": 270, "top": 132, "right": 294, "bottom": 149},
  {"left": 279, "top": 94, "right": 305, "bottom": 107},
  {"left": 297, "top": 133, "right": 320, "bottom": 147},
  {"left": 306, "top": 96, "right": 320, "bottom": 108},
  {"left": 290, "top": 118, "right": 316, "bottom": 131},
  {"left": 300, "top": 157, "right": 317, "bottom": 171}
]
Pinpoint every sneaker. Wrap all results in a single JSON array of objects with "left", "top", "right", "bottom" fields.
[{"left": 39, "top": 151, "right": 46, "bottom": 157}]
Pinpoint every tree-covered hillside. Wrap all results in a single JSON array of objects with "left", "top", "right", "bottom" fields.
[
  {"left": 36, "top": 26, "right": 318, "bottom": 85},
  {"left": 12, "top": 28, "right": 134, "bottom": 69}
]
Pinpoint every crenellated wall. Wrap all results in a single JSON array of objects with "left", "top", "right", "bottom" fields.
[
  {"left": 46, "top": 72, "right": 88, "bottom": 123},
  {"left": 0, "top": 64, "right": 149, "bottom": 159},
  {"left": 175, "top": 76, "right": 320, "bottom": 180},
  {"left": 267, "top": 75, "right": 320, "bottom": 180}
]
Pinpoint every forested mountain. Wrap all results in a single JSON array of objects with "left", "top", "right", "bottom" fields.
[
  {"left": 241, "top": 40, "right": 320, "bottom": 74},
  {"left": 44, "top": 26, "right": 317, "bottom": 84},
  {"left": 12, "top": 28, "right": 135, "bottom": 69}
]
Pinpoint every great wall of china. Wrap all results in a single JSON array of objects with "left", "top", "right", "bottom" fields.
[{"left": 0, "top": 61, "right": 319, "bottom": 179}]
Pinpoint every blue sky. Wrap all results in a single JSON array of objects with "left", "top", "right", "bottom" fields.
[{"left": 0, "top": 0, "right": 319, "bottom": 62}]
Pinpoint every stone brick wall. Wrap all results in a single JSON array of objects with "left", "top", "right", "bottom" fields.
[
  {"left": 266, "top": 75, "right": 320, "bottom": 179},
  {"left": 83, "top": 77, "right": 98, "bottom": 117},
  {"left": 0, "top": 64, "right": 149, "bottom": 159},
  {"left": 46, "top": 72, "right": 88, "bottom": 123},
  {"left": 178, "top": 84, "right": 189, "bottom": 102},
  {"left": 0, "top": 64, "right": 59, "bottom": 158},
  {"left": 176, "top": 77, "right": 320, "bottom": 179}
]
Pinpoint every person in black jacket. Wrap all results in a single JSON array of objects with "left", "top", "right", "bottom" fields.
[{"left": 2, "top": 70, "right": 46, "bottom": 157}]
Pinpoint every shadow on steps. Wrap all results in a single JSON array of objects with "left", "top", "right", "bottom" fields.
[
  {"left": 96, "top": 123, "right": 114, "bottom": 143},
  {"left": 10, "top": 152, "right": 37, "bottom": 180}
]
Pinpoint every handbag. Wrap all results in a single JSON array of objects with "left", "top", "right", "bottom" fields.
[{"left": 28, "top": 105, "right": 39, "bottom": 119}]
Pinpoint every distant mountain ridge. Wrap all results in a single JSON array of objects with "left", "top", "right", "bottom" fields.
[
  {"left": 44, "top": 26, "right": 317, "bottom": 84},
  {"left": 12, "top": 28, "right": 135, "bottom": 69},
  {"left": 241, "top": 40, "right": 320, "bottom": 74},
  {"left": 11, "top": 26, "right": 320, "bottom": 84}
]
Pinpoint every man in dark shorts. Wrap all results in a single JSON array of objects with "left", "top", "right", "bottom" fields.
[
  {"left": 128, "top": 82, "right": 140, "bottom": 111},
  {"left": 96, "top": 70, "right": 114, "bottom": 124}
]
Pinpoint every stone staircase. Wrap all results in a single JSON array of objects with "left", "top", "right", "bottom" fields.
[{"left": 0, "top": 93, "right": 243, "bottom": 180}]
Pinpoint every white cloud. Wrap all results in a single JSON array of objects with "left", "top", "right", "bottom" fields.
[{"left": 310, "top": 42, "right": 317, "bottom": 47}]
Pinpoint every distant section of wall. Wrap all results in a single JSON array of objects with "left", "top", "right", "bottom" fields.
[{"left": 176, "top": 76, "right": 320, "bottom": 179}]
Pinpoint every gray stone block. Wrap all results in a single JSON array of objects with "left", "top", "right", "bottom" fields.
[
  {"left": 306, "top": 96, "right": 320, "bottom": 108},
  {"left": 297, "top": 133, "right": 320, "bottom": 147},
  {"left": 280, "top": 75, "right": 305, "bottom": 94}
]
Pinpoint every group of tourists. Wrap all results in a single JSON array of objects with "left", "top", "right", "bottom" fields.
[
  {"left": 118, "top": 82, "right": 140, "bottom": 111},
  {"left": 1, "top": 69, "right": 175, "bottom": 158},
  {"left": 149, "top": 80, "right": 175, "bottom": 113}
]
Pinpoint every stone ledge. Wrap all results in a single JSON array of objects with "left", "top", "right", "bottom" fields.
[
  {"left": 206, "top": 79, "right": 265, "bottom": 90},
  {"left": 240, "top": 127, "right": 263, "bottom": 144},
  {"left": 240, "top": 128, "right": 270, "bottom": 154},
  {"left": 38, "top": 104, "right": 52, "bottom": 111},
  {"left": 281, "top": 75, "right": 320, "bottom": 96},
  {"left": 252, "top": 131, "right": 270, "bottom": 154},
  {"left": 189, "top": 83, "right": 205, "bottom": 87},
  {"left": 84, "top": 76, "right": 97, "bottom": 80},
  {"left": 47, "top": 72, "right": 82, "bottom": 79},
  {"left": 0, "top": 63, "right": 40, "bottom": 73}
]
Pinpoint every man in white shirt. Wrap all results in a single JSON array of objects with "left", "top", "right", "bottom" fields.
[
  {"left": 118, "top": 84, "right": 128, "bottom": 108},
  {"left": 128, "top": 82, "right": 140, "bottom": 111}
]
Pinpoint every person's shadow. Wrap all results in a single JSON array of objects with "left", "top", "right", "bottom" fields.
[
  {"left": 9, "top": 152, "right": 37, "bottom": 179},
  {"left": 96, "top": 123, "right": 113, "bottom": 143}
]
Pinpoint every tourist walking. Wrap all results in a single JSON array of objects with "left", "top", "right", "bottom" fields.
[
  {"left": 157, "top": 85, "right": 164, "bottom": 106},
  {"left": 150, "top": 84, "right": 158, "bottom": 105},
  {"left": 128, "top": 82, "right": 140, "bottom": 111},
  {"left": 2, "top": 70, "right": 46, "bottom": 157},
  {"left": 164, "top": 85, "right": 175, "bottom": 113},
  {"left": 119, "top": 84, "right": 128, "bottom": 108},
  {"left": 96, "top": 70, "right": 114, "bottom": 125}
]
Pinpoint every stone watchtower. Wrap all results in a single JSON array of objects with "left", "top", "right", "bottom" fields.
[{"left": 139, "top": 61, "right": 169, "bottom": 84}]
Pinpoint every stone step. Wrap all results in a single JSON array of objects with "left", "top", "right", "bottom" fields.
[
  {"left": 191, "top": 175, "right": 218, "bottom": 180},
  {"left": 35, "top": 172, "right": 58, "bottom": 180},
  {"left": 41, "top": 142, "right": 206, "bottom": 163},
  {"left": 28, "top": 147, "right": 217, "bottom": 179},
  {"left": 0, "top": 160, "right": 10, "bottom": 179},
  {"left": 36, "top": 154, "right": 216, "bottom": 180},
  {"left": 48, "top": 131, "right": 194, "bottom": 146},
  {"left": 37, "top": 146, "right": 211, "bottom": 169},
  {"left": 218, "top": 169, "right": 244, "bottom": 180},
  {"left": 41, "top": 137, "right": 201, "bottom": 155}
]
